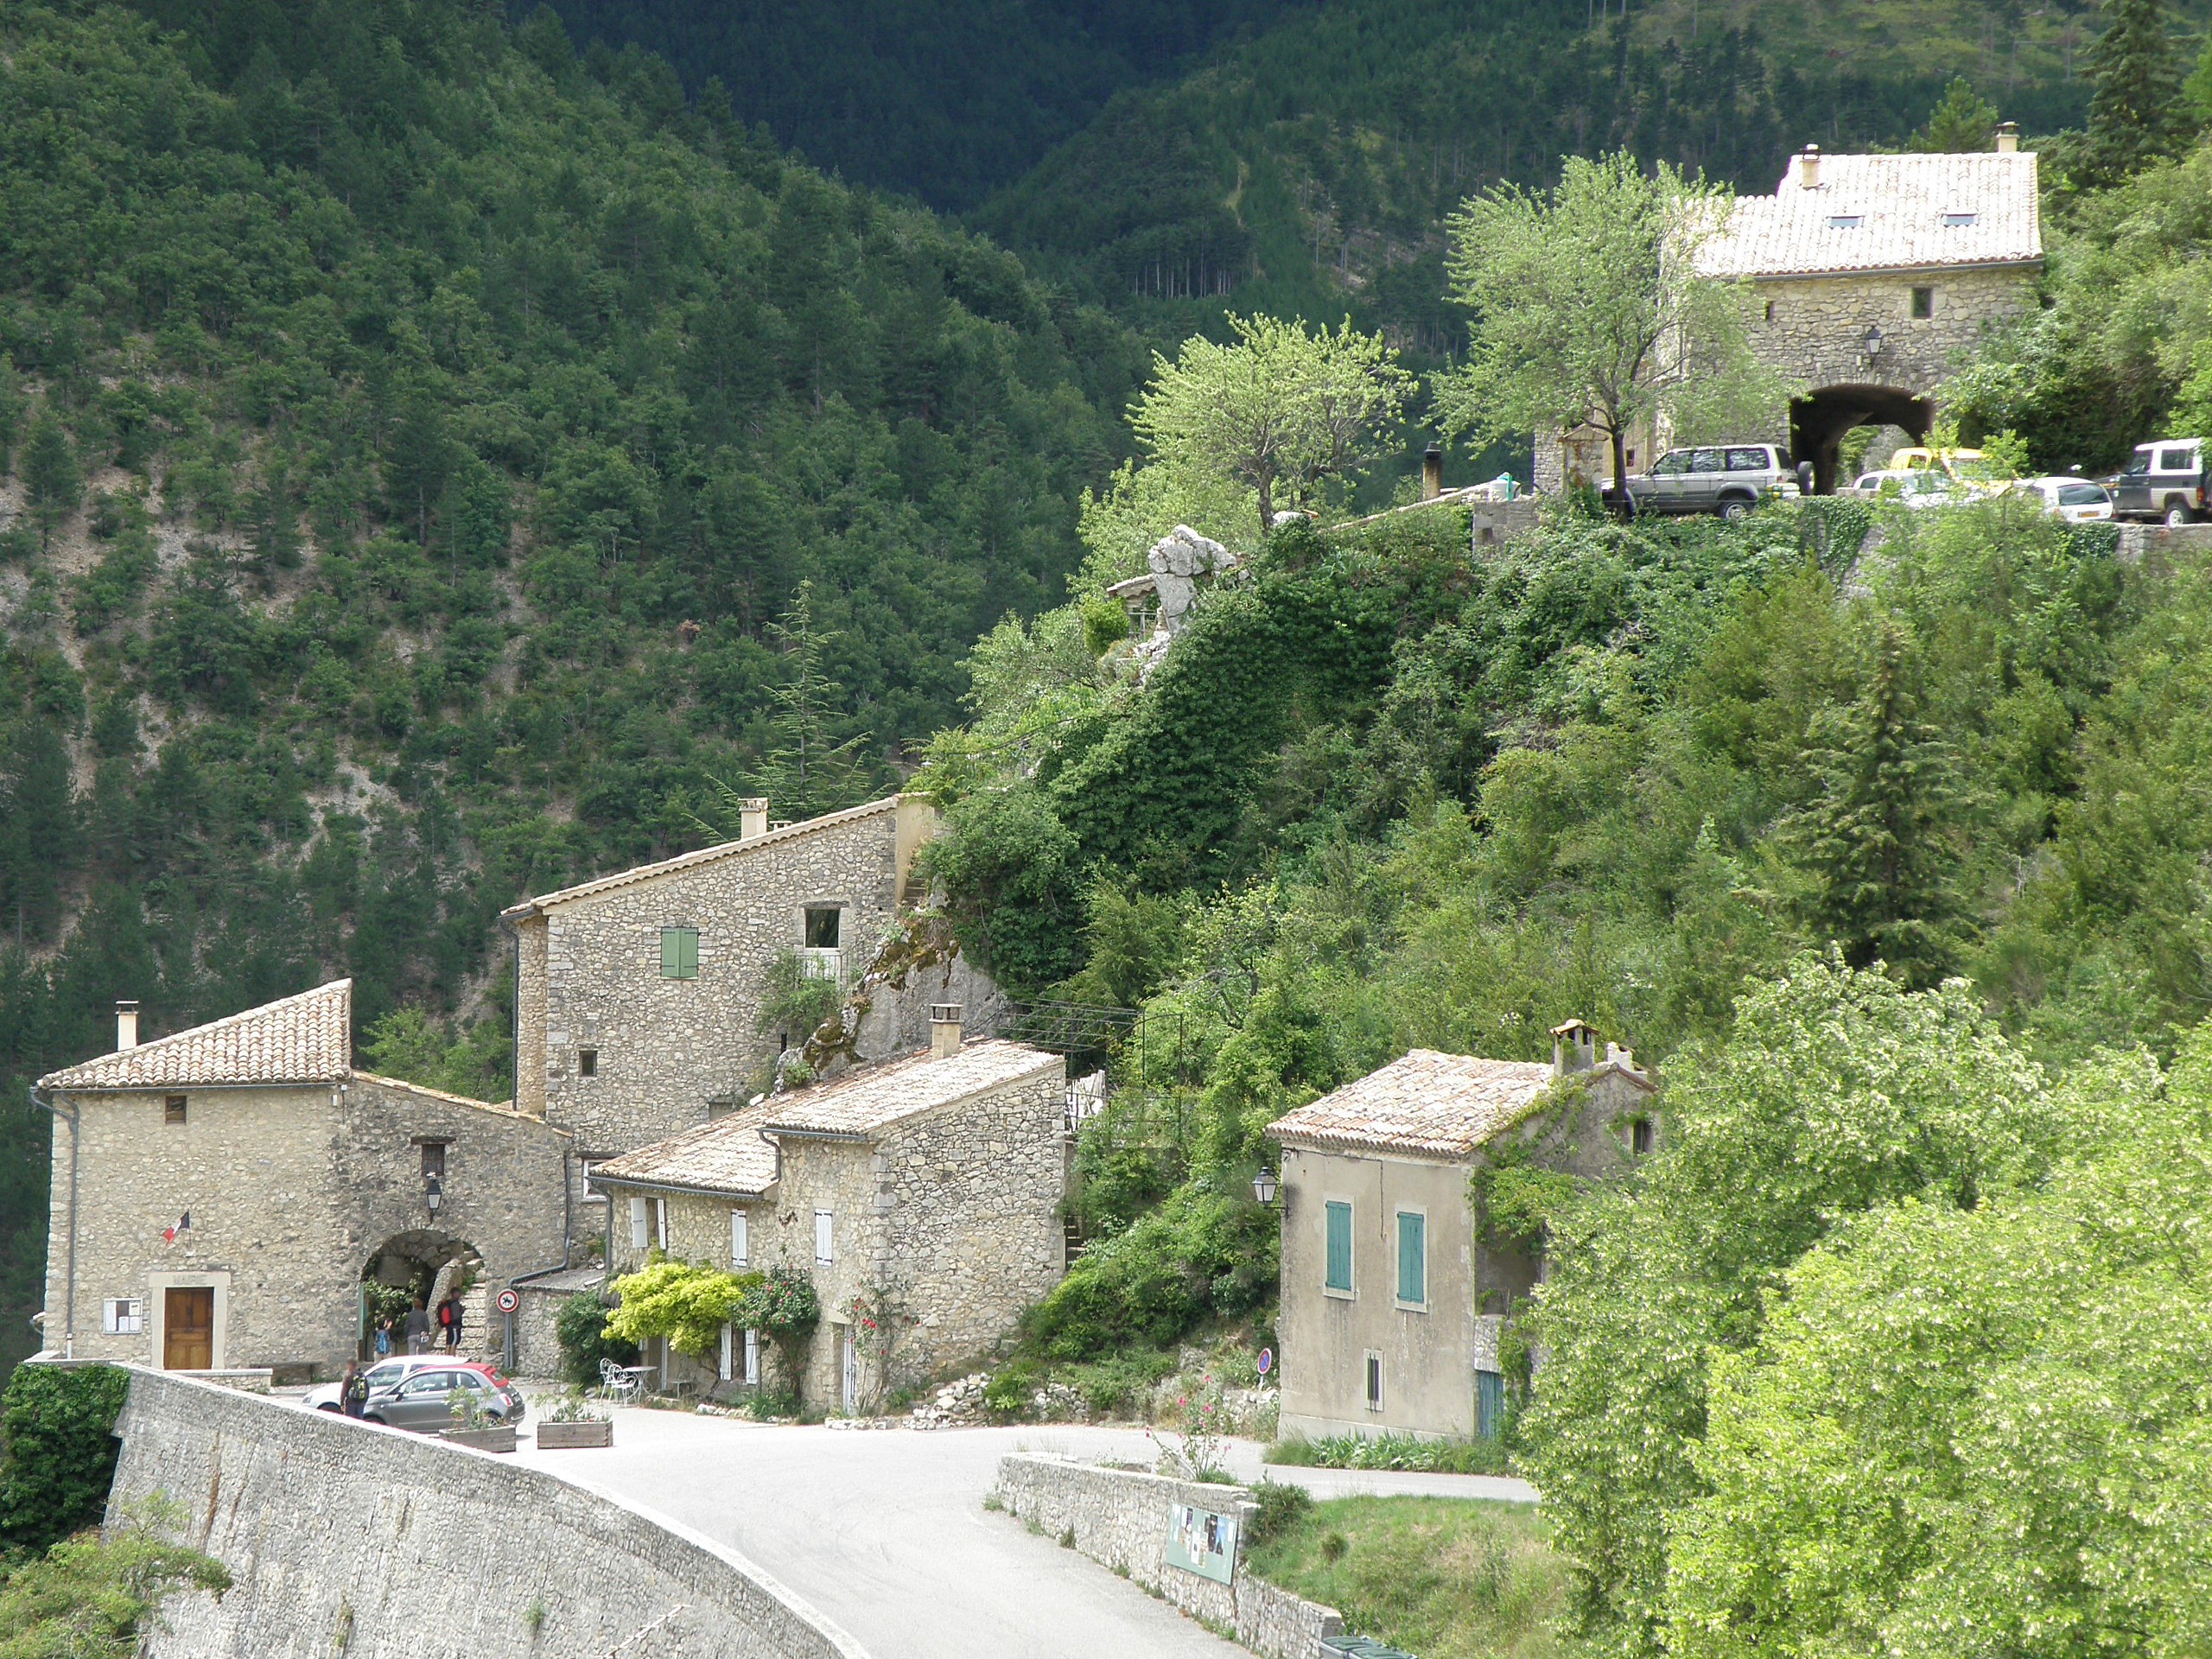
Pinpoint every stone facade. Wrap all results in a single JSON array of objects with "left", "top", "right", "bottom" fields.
[
  {"left": 992, "top": 1454, "right": 1344, "bottom": 1659},
  {"left": 103, "top": 1364, "right": 865, "bottom": 1658},
  {"left": 506, "top": 795, "right": 940, "bottom": 1157},
  {"left": 42, "top": 1070, "right": 568, "bottom": 1376}
]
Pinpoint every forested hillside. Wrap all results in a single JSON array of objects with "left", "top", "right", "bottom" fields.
[{"left": 0, "top": 0, "right": 1154, "bottom": 1340}]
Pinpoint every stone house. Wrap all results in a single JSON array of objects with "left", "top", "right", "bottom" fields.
[
  {"left": 1263, "top": 1020, "right": 1656, "bottom": 1442},
  {"left": 591, "top": 1010, "right": 1068, "bottom": 1411},
  {"left": 502, "top": 792, "right": 1001, "bottom": 1182},
  {"left": 1538, "top": 134, "right": 2042, "bottom": 495},
  {"left": 35, "top": 981, "right": 570, "bottom": 1377}
]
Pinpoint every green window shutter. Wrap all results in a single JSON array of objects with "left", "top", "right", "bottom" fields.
[
  {"left": 1325, "top": 1201, "right": 1352, "bottom": 1291},
  {"left": 1396, "top": 1211, "right": 1426, "bottom": 1304},
  {"left": 661, "top": 927, "right": 698, "bottom": 979}
]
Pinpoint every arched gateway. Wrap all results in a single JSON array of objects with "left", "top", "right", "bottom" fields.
[{"left": 1793, "top": 385, "right": 1934, "bottom": 495}]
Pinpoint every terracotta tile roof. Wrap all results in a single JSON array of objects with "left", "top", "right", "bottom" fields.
[
  {"left": 41, "top": 980, "right": 353, "bottom": 1092},
  {"left": 763, "top": 1039, "right": 1062, "bottom": 1140},
  {"left": 1699, "top": 151, "right": 2041, "bottom": 280},
  {"left": 1264, "top": 1049, "right": 1555, "bottom": 1160},
  {"left": 592, "top": 1102, "right": 780, "bottom": 1198},
  {"left": 501, "top": 796, "right": 901, "bottom": 920}
]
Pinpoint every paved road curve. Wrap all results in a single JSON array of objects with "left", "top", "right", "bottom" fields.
[{"left": 512, "top": 1410, "right": 1535, "bottom": 1659}]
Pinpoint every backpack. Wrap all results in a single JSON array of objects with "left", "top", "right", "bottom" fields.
[{"left": 343, "top": 1372, "right": 370, "bottom": 1408}]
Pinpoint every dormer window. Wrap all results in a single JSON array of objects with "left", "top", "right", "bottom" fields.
[
  {"left": 1827, "top": 213, "right": 1863, "bottom": 229},
  {"left": 1942, "top": 211, "right": 1977, "bottom": 226}
]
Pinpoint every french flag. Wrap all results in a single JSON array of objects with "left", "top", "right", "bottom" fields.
[{"left": 162, "top": 1211, "right": 191, "bottom": 1243}]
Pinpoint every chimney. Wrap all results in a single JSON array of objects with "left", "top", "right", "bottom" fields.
[
  {"left": 1994, "top": 122, "right": 2019, "bottom": 155},
  {"left": 740, "top": 798, "right": 769, "bottom": 839},
  {"left": 930, "top": 1003, "right": 963, "bottom": 1061},
  {"left": 1551, "top": 1018, "right": 1597, "bottom": 1078},
  {"left": 1795, "top": 144, "right": 1821, "bottom": 190},
  {"left": 116, "top": 1001, "right": 139, "bottom": 1051},
  {"left": 1421, "top": 444, "right": 1444, "bottom": 501}
]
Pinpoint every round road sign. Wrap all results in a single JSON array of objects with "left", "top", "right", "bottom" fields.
[
  {"left": 1257, "top": 1347, "right": 1273, "bottom": 1376},
  {"left": 495, "top": 1288, "right": 520, "bottom": 1314}
]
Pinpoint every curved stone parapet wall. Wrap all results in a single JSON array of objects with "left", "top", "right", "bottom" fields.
[{"left": 105, "top": 1368, "right": 868, "bottom": 1659}]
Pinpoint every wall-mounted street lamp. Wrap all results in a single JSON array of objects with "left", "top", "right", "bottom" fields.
[
  {"left": 1251, "top": 1167, "right": 1278, "bottom": 1206},
  {"left": 425, "top": 1175, "right": 444, "bottom": 1218},
  {"left": 1862, "top": 323, "right": 1885, "bottom": 359}
]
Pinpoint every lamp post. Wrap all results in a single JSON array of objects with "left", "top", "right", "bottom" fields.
[
  {"left": 425, "top": 1175, "right": 443, "bottom": 1219},
  {"left": 1251, "top": 1167, "right": 1278, "bottom": 1206},
  {"left": 1862, "top": 322, "right": 1885, "bottom": 361}
]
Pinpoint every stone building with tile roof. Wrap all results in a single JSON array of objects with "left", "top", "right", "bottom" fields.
[
  {"left": 1539, "top": 133, "right": 2044, "bottom": 497},
  {"left": 1264, "top": 1020, "right": 1657, "bottom": 1441},
  {"left": 590, "top": 1014, "right": 1068, "bottom": 1409},
  {"left": 35, "top": 982, "right": 570, "bottom": 1376}
]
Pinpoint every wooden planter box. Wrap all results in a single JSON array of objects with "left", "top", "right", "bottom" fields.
[
  {"left": 535, "top": 1419, "right": 614, "bottom": 1450},
  {"left": 441, "top": 1425, "right": 518, "bottom": 1453}
]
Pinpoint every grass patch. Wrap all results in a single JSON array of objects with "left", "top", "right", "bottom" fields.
[
  {"left": 1243, "top": 1496, "right": 1566, "bottom": 1659},
  {"left": 1265, "top": 1432, "right": 1512, "bottom": 1475}
]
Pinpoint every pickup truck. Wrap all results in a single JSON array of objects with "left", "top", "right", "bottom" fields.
[
  {"left": 1616, "top": 443, "right": 1807, "bottom": 518},
  {"left": 2105, "top": 438, "right": 2207, "bottom": 524}
]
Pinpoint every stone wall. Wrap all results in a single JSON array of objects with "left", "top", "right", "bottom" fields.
[
  {"left": 992, "top": 1455, "right": 1342, "bottom": 1659},
  {"left": 1750, "top": 264, "right": 2034, "bottom": 397},
  {"left": 105, "top": 1365, "right": 867, "bottom": 1659}
]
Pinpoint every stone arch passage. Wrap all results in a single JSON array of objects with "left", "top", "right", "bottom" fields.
[
  {"left": 360, "top": 1230, "right": 483, "bottom": 1359},
  {"left": 1791, "top": 385, "right": 1935, "bottom": 495}
]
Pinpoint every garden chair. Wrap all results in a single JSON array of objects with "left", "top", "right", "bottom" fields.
[{"left": 598, "top": 1357, "right": 644, "bottom": 1405}]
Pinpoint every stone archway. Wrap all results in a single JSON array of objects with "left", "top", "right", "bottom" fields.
[
  {"left": 361, "top": 1230, "right": 483, "bottom": 1359},
  {"left": 1791, "top": 385, "right": 1935, "bottom": 495}
]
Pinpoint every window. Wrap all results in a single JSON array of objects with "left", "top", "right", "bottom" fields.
[
  {"left": 1910, "top": 286, "right": 1934, "bottom": 319},
  {"left": 419, "top": 1142, "right": 446, "bottom": 1180},
  {"left": 1395, "top": 1211, "right": 1427, "bottom": 1306},
  {"left": 577, "top": 1047, "right": 597, "bottom": 1077},
  {"left": 1762, "top": 299, "right": 1775, "bottom": 322},
  {"left": 1827, "top": 213, "right": 1862, "bottom": 228},
  {"left": 2058, "top": 483, "right": 2108, "bottom": 507},
  {"left": 814, "top": 1210, "right": 835, "bottom": 1264},
  {"left": 1689, "top": 448, "right": 1725, "bottom": 473},
  {"left": 162, "top": 1096, "right": 187, "bottom": 1126},
  {"left": 629, "top": 1195, "right": 649, "bottom": 1251},
  {"left": 804, "top": 907, "right": 842, "bottom": 949},
  {"left": 1631, "top": 1116, "right": 1655, "bottom": 1155},
  {"left": 1942, "top": 211, "right": 1977, "bottom": 226},
  {"left": 1363, "top": 1351, "right": 1384, "bottom": 1412},
  {"left": 730, "top": 1209, "right": 749, "bottom": 1268},
  {"left": 102, "top": 1298, "right": 142, "bottom": 1335},
  {"left": 1726, "top": 447, "right": 1770, "bottom": 473},
  {"left": 2157, "top": 447, "right": 2198, "bottom": 474},
  {"left": 659, "top": 926, "right": 699, "bottom": 979},
  {"left": 1649, "top": 450, "right": 1692, "bottom": 475},
  {"left": 1324, "top": 1201, "right": 1353, "bottom": 1294}
]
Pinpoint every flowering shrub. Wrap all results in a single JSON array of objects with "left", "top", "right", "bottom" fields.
[
  {"left": 1147, "top": 1372, "right": 1232, "bottom": 1481},
  {"left": 607, "top": 1259, "right": 762, "bottom": 1358}
]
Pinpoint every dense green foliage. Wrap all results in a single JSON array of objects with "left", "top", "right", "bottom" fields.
[
  {"left": 0, "top": 1505, "right": 229, "bottom": 1659},
  {"left": 552, "top": 1290, "right": 639, "bottom": 1389},
  {"left": 0, "top": 1364, "right": 130, "bottom": 1557}
]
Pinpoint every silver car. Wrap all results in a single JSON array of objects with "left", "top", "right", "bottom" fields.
[
  {"left": 362, "top": 1363, "right": 525, "bottom": 1433},
  {"left": 304, "top": 1353, "right": 452, "bottom": 1413}
]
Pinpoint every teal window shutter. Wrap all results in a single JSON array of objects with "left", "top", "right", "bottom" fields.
[
  {"left": 1396, "top": 1211, "right": 1426, "bottom": 1304},
  {"left": 661, "top": 927, "right": 699, "bottom": 979},
  {"left": 1476, "top": 1370, "right": 1505, "bottom": 1439},
  {"left": 1325, "top": 1201, "right": 1352, "bottom": 1291}
]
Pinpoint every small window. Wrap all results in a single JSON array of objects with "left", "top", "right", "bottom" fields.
[
  {"left": 1827, "top": 213, "right": 1862, "bottom": 228},
  {"left": 1942, "top": 211, "right": 1977, "bottom": 226},
  {"left": 1689, "top": 448, "right": 1725, "bottom": 474},
  {"left": 730, "top": 1209, "right": 749, "bottom": 1268},
  {"left": 102, "top": 1298, "right": 143, "bottom": 1335},
  {"left": 1324, "top": 1201, "right": 1353, "bottom": 1293},
  {"left": 1650, "top": 450, "right": 1692, "bottom": 476},
  {"left": 162, "top": 1096, "right": 187, "bottom": 1126},
  {"left": 420, "top": 1142, "right": 446, "bottom": 1180},
  {"left": 1631, "top": 1116, "right": 1655, "bottom": 1155},
  {"left": 578, "top": 1047, "right": 597, "bottom": 1077},
  {"left": 1395, "top": 1211, "right": 1427, "bottom": 1306},
  {"left": 1726, "top": 447, "right": 1770, "bottom": 473},
  {"left": 659, "top": 926, "right": 699, "bottom": 979},
  {"left": 2058, "top": 482, "right": 2107, "bottom": 506},
  {"left": 629, "top": 1195, "right": 649, "bottom": 1251},
  {"left": 803, "top": 907, "right": 842, "bottom": 949},
  {"left": 1363, "top": 1351, "right": 1384, "bottom": 1412},
  {"left": 2156, "top": 447, "right": 2197, "bottom": 474},
  {"left": 1762, "top": 299, "right": 1775, "bottom": 323},
  {"left": 1910, "top": 286, "right": 1934, "bottom": 320},
  {"left": 814, "top": 1210, "right": 835, "bottom": 1264}
]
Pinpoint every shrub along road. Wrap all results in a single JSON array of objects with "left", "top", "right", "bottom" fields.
[{"left": 509, "top": 1408, "right": 1532, "bottom": 1658}]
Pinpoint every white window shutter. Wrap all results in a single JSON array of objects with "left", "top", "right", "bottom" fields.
[
  {"left": 730, "top": 1209, "right": 748, "bottom": 1267},
  {"left": 629, "top": 1196, "right": 648, "bottom": 1250},
  {"left": 814, "top": 1210, "right": 834, "bottom": 1264},
  {"left": 719, "top": 1324, "right": 733, "bottom": 1382},
  {"left": 655, "top": 1198, "right": 669, "bottom": 1250},
  {"left": 744, "top": 1328, "right": 760, "bottom": 1384}
]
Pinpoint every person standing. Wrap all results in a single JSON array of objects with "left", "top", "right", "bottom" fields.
[
  {"left": 438, "top": 1294, "right": 462, "bottom": 1354},
  {"left": 374, "top": 1315, "right": 392, "bottom": 1359},
  {"left": 404, "top": 1297, "right": 432, "bottom": 1356},
  {"left": 340, "top": 1360, "right": 370, "bottom": 1419}
]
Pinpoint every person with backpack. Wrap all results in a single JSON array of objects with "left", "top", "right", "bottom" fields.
[
  {"left": 340, "top": 1360, "right": 371, "bottom": 1419},
  {"left": 437, "top": 1294, "right": 462, "bottom": 1353}
]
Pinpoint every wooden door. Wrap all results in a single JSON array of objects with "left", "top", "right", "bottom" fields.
[{"left": 164, "top": 1287, "right": 213, "bottom": 1370}]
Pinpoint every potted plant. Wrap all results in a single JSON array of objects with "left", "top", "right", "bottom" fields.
[
  {"left": 534, "top": 1390, "right": 613, "bottom": 1449},
  {"left": 440, "top": 1386, "right": 518, "bottom": 1453}
]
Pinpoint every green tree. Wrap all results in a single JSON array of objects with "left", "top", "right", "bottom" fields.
[
  {"left": 0, "top": 1363, "right": 130, "bottom": 1554},
  {"left": 1437, "top": 152, "right": 1784, "bottom": 500},
  {"left": 0, "top": 1502, "right": 229, "bottom": 1659},
  {"left": 384, "top": 394, "right": 454, "bottom": 550},
  {"left": 0, "top": 721, "right": 76, "bottom": 947},
  {"left": 2080, "top": 0, "right": 2194, "bottom": 185},
  {"left": 1908, "top": 76, "right": 2000, "bottom": 151},
  {"left": 749, "top": 581, "right": 874, "bottom": 822},
  {"left": 1128, "top": 314, "right": 1413, "bottom": 541},
  {"left": 20, "top": 411, "right": 78, "bottom": 550}
]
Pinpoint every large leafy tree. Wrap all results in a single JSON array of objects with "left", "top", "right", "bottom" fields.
[{"left": 1437, "top": 151, "right": 1783, "bottom": 499}]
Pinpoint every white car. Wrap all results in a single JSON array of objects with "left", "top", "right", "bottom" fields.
[
  {"left": 1849, "top": 469, "right": 1916, "bottom": 499},
  {"left": 2018, "top": 476, "right": 2114, "bottom": 523}
]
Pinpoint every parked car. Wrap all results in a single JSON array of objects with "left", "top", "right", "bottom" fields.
[
  {"left": 362, "top": 1361, "right": 526, "bottom": 1433},
  {"left": 1617, "top": 442, "right": 1805, "bottom": 518},
  {"left": 1894, "top": 470, "right": 1980, "bottom": 511},
  {"left": 1849, "top": 469, "right": 1918, "bottom": 498},
  {"left": 2104, "top": 438, "right": 2207, "bottom": 524},
  {"left": 303, "top": 1352, "right": 454, "bottom": 1412},
  {"left": 2018, "top": 476, "right": 2114, "bottom": 523}
]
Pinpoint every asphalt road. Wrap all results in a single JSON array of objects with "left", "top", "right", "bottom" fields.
[{"left": 511, "top": 1410, "right": 1536, "bottom": 1659}]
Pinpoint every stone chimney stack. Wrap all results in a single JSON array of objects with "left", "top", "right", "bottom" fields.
[
  {"left": 1795, "top": 144, "right": 1821, "bottom": 189},
  {"left": 1551, "top": 1018, "right": 1597, "bottom": 1078},
  {"left": 740, "top": 798, "right": 769, "bottom": 839},
  {"left": 1421, "top": 444, "right": 1444, "bottom": 501},
  {"left": 1994, "top": 122, "right": 2019, "bottom": 154},
  {"left": 116, "top": 1000, "right": 139, "bottom": 1051},
  {"left": 930, "top": 1003, "right": 963, "bottom": 1061}
]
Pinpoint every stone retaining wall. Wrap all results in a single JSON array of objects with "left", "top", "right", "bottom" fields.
[
  {"left": 993, "top": 1454, "right": 1341, "bottom": 1659},
  {"left": 105, "top": 1366, "right": 867, "bottom": 1659}
]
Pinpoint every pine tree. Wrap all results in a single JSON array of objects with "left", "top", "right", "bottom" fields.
[
  {"left": 384, "top": 394, "right": 453, "bottom": 549},
  {"left": 20, "top": 410, "right": 79, "bottom": 550},
  {"left": 1783, "top": 628, "right": 1971, "bottom": 988},
  {"left": 2080, "top": 0, "right": 2195, "bottom": 185},
  {"left": 0, "top": 720, "right": 77, "bottom": 945},
  {"left": 1909, "top": 78, "right": 1999, "bottom": 152}
]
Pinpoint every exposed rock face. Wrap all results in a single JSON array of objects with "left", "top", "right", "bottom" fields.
[{"left": 1146, "top": 524, "right": 1234, "bottom": 638}]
